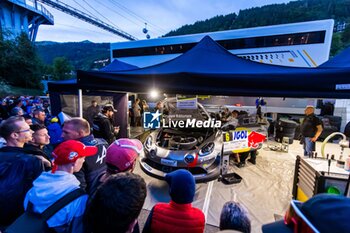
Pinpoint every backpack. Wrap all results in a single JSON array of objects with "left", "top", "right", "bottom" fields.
[{"left": 5, "top": 188, "right": 85, "bottom": 233}]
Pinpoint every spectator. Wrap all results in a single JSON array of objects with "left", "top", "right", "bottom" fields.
[
  {"left": 133, "top": 98, "right": 141, "bottom": 126},
  {"left": 10, "top": 107, "right": 24, "bottom": 116},
  {"left": 129, "top": 106, "right": 135, "bottom": 127},
  {"left": 42, "top": 99, "right": 51, "bottom": 117},
  {"left": 85, "top": 100, "right": 100, "bottom": 127},
  {"left": 262, "top": 194, "right": 350, "bottom": 233},
  {"left": 23, "top": 114, "right": 33, "bottom": 125},
  {"left": 93, "top": 104, "right": 119, "bottom": 144},
  {"left": 89, "top": 138, "right": 143, "bottom": 194},
  {"left": 143, "top": 169, "right": 205, "bottom": 233},
  {"left": 32, "top": 108, "right": 46, "bottom": 126},
  {"left": 24, "top": 124, "right": 52, "bottom": 171},
  {"left": 47, "top": 117, "right": 63, "bottom": 145},
  {"left": 141, "top": 99, "right": 149, "bottom": 114},
  {"left": 0, "top": 98, "right": 9, "bottom": 121},
  {"left": 85, "top": 173, "right": 147, "bottom": 233},
  {"left": 0, "top": 137, "right": 6, "bottom": 148},
  {"left": 0, "top": 116, "right": 45, "bottom": 228},
  {"left": 220, "top": 201, "right": 251, "bottom": 233},
  {"left": 62, "top": 117, "right": 108, "bottom": 194},
  {"left": 24, "top": 140, "right": 97, "bottom": 233}
]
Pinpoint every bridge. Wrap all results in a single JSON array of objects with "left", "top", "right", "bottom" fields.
[
  {"left": 1, "top": 0, "right": 54, "bottom": 41},
  {"left": 36, "top": 0, "right": 137, "bottom": 41},
  {"left": 1, "top": 0, "right": 137, "bottom": 41}
]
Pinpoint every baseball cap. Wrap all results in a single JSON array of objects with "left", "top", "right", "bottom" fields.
[
  {"left": 305, "top": 105, "right": 315, "bottom": 110},
  {"left": 50, "top": 117, "right": 59, "bottom": 123},
  {"left": 103, "top": 104, "right": 117, "bottom": 112},
  {"left": 262, "top": 194, "right": 350, "bottom": 233},
  {"left": 52, "top": 140, "right": 97, "bottom": 173},
  {"left": 106, "top": 138, "right": 143, "bottom": 172}
]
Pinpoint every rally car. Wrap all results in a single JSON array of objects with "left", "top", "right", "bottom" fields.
[
  {"left": 140, "top": 98, "right": 267, "bottom": 183},
  {"left": 140, "top": 98, "right": 222, "bottom": 182}
]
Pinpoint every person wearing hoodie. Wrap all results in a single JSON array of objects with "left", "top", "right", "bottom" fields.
[
  {"left": 47, "top": 117, "right": 63, "bottom": 145},
  {"left": 142, "top": 169, "right": 205, "bottom": 233},
  {"left": 23, "top": 140, "right": 97, "bottom": 233},
  {"left": 61, "top": 117, "right": 108, "bottom": 194}
]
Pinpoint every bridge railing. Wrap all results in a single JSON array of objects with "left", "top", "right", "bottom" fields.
[{"left": 6, "top": 0, "right": 54, "bottom": 23}]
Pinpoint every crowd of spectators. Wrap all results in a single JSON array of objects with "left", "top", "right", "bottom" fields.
[
  {"left": 2, "top": 95, "right": 343, "bottom": 233},
  {"left": 0, "top": 96, "right": 51, "bottom": 123},
  {"left": 0, "top": 95, "right": 253, "bottom": 233}
]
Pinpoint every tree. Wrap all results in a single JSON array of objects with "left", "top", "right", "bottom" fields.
[
  {"left": 0, "top": 30, "right": 15, "bottom": 82},
  {"left": 0, "top": 32, "right": 43, "bottom": 89},
  {"left": 341, "top": 25, "right": 350, "bottom": 46},
  {"left": 52, "top": 57, "right": 73, "bottom": 80},
  {"left": 15, "top": 33, "right": 43, "bottom": 88},
  {"left": 331, "top": 33, "right": 344, "bottom": 56}
]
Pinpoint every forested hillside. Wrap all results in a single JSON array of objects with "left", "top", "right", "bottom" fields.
[
  {"left": 35, "top": 41, "right": 110, "bottom": 70},
  {"left": 166, "top": 0, "right": 349, "bottom": 36},
  {"left": 165, "top": 0, "right": 350, "bottom": 55}
]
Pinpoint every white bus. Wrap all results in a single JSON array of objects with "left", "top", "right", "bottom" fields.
[{"left": 110, "top": 19, "right": 334, "bottom": 68}]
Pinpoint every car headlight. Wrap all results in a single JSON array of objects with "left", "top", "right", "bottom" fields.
[
  {"left": 199, "top": 142, "right": 215, "bottom": 156},
  {"left": 145, "top": 136, "right": 153, "bottom": 150}
]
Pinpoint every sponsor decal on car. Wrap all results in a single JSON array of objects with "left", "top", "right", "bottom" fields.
[
  {"left": 223, "top": 127, "right": 266, "bottom": 153},
  {"left": 161, "top": 158, "right": 178, "bottom": 167}
]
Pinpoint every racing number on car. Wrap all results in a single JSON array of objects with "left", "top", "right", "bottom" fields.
[{"left": 224, "top": 132, "right": 232, "bottom": 142}]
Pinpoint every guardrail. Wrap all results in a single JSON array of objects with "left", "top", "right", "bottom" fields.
[{"left": 6, "top": 0, "right": 54, "bottom": 23}]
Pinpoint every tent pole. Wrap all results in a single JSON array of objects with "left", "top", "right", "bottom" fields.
[
  {"left": 126, "top": 93, "right": 130, "bottom": 138},
  {"left": 78, "top": 89, "right": 83, "bottom": 117}
]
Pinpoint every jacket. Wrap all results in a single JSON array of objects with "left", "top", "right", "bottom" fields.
[
  {"left": 93, "top": 113, "right": 115, "bottom": 144},
  {"left": 24, "top": 171, "right": 88, "bottom": 233},
  {"left": 142, "top": 201, "right": 205, "bottom": 233},
  {"left": 73, "top": 134, "right": 108, "bottom": 194},
  {"left": 23, "top": 144, "right": 52, "bottom": 171},
  {"left": 47, "top": 122, "right": 63, "bottom": 145},
  {"left": 0, "top": 147, "right": 44, "bottom": 226}
]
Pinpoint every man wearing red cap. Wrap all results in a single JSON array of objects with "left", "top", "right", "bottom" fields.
[
  {"left": 23, "top": 140, "right": 97, "bottom": 233},
  {"left": 89, "top": 138, "right": 143, "bottom": 194}
]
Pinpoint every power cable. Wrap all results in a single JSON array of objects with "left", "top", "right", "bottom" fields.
[
  {"left": 113, "top": 0, "right": 167, "bottom": 33},
  {"left": 72, "top": 0, "right": 96, "bottom": 18},
  {"left": 93, "top": 0, "right": 142, "bottom": 29},
  {"left": 81, "top": 0, "right": 121, "bottom": 29},
  {"left": 108, "top": 0, "right": 167, "bottom": 34}
]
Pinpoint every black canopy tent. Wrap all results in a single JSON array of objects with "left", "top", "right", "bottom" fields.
[
  {"left": 49, "top": 36, "right": 350, "bottom": 137},
  {"left": 48, "top": 60, "right": 140, "bottom": 138},
  {"left": 77, "top": 36, "right": 350, "bottom": 99},
  {"left": 99, "top": 59, "right": 139, "bottom": 72}
]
